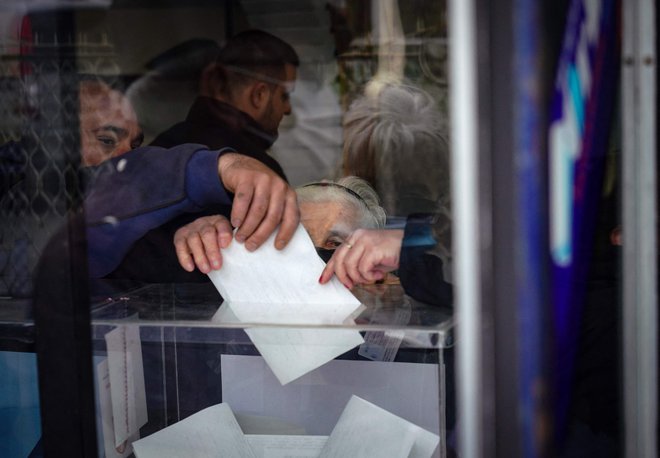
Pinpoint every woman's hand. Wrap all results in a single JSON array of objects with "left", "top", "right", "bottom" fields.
[{"left": 319, "top": 228, "right": 404, "bottom": 289}]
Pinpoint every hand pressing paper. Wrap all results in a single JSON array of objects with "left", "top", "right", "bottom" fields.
[{"left": 209, "top": 224, "right": 364, "bottom": 385}]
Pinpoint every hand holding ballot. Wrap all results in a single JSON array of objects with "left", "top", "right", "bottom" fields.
[
  {"left": 319, "top": 228, "right": 404, "bottom": 289},
  {"left": 173, "top": 152, "right": 300, "bottom": 274},
  {"left": 174, "top": 214, "right": 234, "bottom": 274},
  {"left": 217, "top": 152, "right": 300, "bottom": 253}
]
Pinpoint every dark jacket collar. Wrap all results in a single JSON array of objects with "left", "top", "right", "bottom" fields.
[{"left": 186, "top": 96, "right": 277, "bottom": 151}]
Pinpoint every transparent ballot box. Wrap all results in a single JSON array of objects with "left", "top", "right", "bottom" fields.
[{"left": 89, "top": 282, "right": 454, "bottom": 458}]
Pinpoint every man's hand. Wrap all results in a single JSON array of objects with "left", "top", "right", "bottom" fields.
[
  {"left": 174, "top": 215, "right": 233, "bottom": 273},
  {"left": 319, "top": 228, "right": 404, "bottom": 289},
  {"left": 218, "top": 152, "right": 299, "bottom": 252}
]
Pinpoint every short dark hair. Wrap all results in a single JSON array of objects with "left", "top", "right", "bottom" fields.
[{"left": 214, "top": 29, "right": 299, "bottom": 96}]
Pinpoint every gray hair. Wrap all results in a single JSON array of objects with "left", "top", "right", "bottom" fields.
[
  {"left": 342, "top": 82, "right": 450, "bottom": 217},
  {"left": 296, "top": 176, "right": 386, "bottom": 229}
]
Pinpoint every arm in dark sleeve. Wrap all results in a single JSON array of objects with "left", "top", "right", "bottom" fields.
[
  {"left": 85, "top": 144, "right": 235, "bottom": 278},
  {"left": 397, "top": 213, "right": 453, "bottom": 308}
]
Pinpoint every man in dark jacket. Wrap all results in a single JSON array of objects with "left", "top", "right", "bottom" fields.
[
  {"left": 107, "top": 30, "right": 299, "bottom": 283},
  {"left": 150, "top": 29, "right": 298, "bottom": 180}
]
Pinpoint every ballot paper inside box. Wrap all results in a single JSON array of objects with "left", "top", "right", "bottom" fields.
[
  {"left": 94, "top": 324, "right": 148, "bottom": 457},
  {"left": 132, "top": 396, "right": 439, "bottom": 458}
]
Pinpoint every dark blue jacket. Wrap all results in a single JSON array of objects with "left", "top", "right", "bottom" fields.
[
  {"left": 106, "top": 96, "right": 289, "bottom": 284},
  {"left": 85, "top": 143, "right": 234, "bottom": 279}
]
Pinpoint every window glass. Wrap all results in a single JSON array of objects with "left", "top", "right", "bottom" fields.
[{"left": 0, "top": 1, "right": 455, "bottom": 456}]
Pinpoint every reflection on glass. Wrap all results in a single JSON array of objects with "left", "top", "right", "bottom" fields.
[{"left": 0, "top": 1, "right": 454, "bottom": 457}]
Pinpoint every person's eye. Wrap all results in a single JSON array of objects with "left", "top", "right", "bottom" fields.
[
  {"left": 324, "top": 238, "right": 343, "bottom": 249},
  {"left": 97, "top": 136, "right": 117, "bottom": 148}
]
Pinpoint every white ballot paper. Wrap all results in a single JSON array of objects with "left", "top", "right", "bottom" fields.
[
  {"left": 132, "top": 403, "right": 257, "bottom": 458},
  {"left": 104, "top": 324, "right": 148, "bottom": 449},
  {"left": 132, "top": 399, "right": 437, "bottom": 458},
  {"left": 318, "top": 396, "right": 440, "bottom": 458},
  {"left": 246, "top": 434, "right": 328, "bottom": 458},
  {"left": 95, "top": 359, "right": 138, "bottom": 458},
  {"left": 208, "top": 224, "right": 364, "bottom": 384}
]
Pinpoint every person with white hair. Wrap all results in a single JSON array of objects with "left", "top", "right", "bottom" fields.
[
  {"left": 342, "top": 81, "right": 450, "bottom": 218},
  {"left": 296, "top": 176, "right": 386, "bottom": 262}
]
